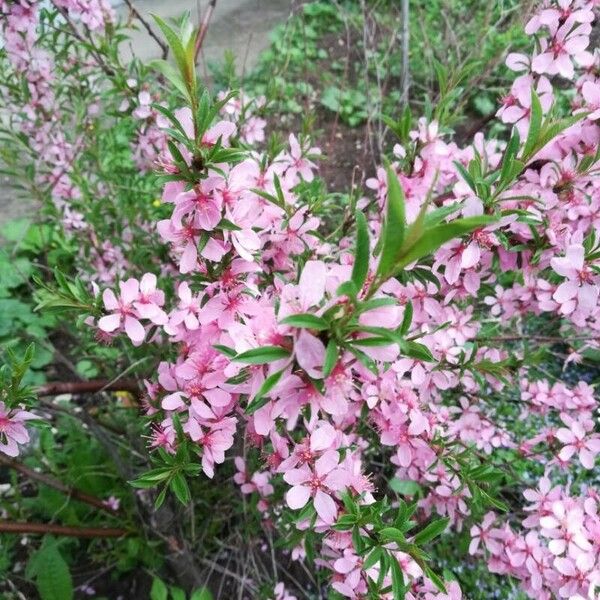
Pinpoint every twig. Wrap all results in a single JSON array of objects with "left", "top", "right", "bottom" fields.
[
  {"left": 401, "top": 0, "right": 410, "bottom": 105},
  {"left": 0, "top": 522, "right": 129, "bottom": 538},
  {"left": 194, "top": 0, "right": 217, "bottom": 65},
  {"left": 123, "top": 0, "right": 168, "bottom": 59},
  {"left": 479, "top": 335, "right": 597, "bottom": 343},
  {"left": 0, "top": 455, "right": 120, "bottom": 515},
  {"left": 36, "top": 378, "right": 140, "bottom": 397}
]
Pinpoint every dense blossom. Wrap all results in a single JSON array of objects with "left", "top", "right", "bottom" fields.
[{"left": 3, "top": 0, "right": 600, "bottom": 597}]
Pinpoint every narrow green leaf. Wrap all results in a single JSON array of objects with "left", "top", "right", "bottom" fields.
[
  {"left": 280, "top": 313, "right": 329, "bottom": 330},
  {"left": 233, "top": 346, "right": 290, "bottom": 364},
  {"left": 246, "top": 369, "right": 284, "bottom": 414},
  {"left": 376, "top": 166, "right": 406, "bottom": 279},
  {"left": 323, "top": 339, "right": 339, "bottom": 378},
  {"left": 399, "top": 340, "right": 434, "bottom": 362},
  {"left": 212, "top": 344, "right": 237, "bottom": 358},
  {"left": 522, "top": 89, "right": 543, "bottom": 159},
  {"left": 399, "top": 302, "right": 413, "bottom": 335},
  {"left": 394, "top": 216, "right": 496, "bottom": 270},
  {"left": 351, "top": 211, "right": 370, "bottom": 291},
  {"left": 390, "top": 556, "right": 406, "bottom": 599},
  {"left": 170, "top": 472, "right": 191, "bottom": 505},
  {"left": 413, "top": 517, "right": 450, "bottom": 545}
]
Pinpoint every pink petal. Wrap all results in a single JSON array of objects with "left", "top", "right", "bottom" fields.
[
  {"left": 286, "top": 485, "right": 311, "bottom": 510},
  {"left": 553, "top": 281, "right": 578, "bottom": 303},
  {"left": 98, "top": 313, "right": 120, "bottom": 333},
  {"left": 102, "top": 289, "right": 119, "bottom": 310},
  {"left": 124, "top": 316, "right": 145, "bottom": 344},
  {"left": 313, "top": 489, "right": 337, "bottom": 524},
  {"left": 298, "top": 260, "right": 326, "bottom": 308}
]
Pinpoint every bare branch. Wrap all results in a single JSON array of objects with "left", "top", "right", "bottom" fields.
[
  {"left": 36, "top": 378, "right": 140, "bottom": 397},
  {"left": 0, "top": 522, "right": 129, "bottom": 538},
  {"left": 0, "top": 455, "right": 121, "bottom": 515},
  {"left": 195, "top": 0, "right": 217, "bottom": 65},
  {"left": 122, "top": 0, "right": 169, "bottom": 59}
]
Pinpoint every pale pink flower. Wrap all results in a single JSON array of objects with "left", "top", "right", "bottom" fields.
[
  {"left": 284, "top": 449, "right": 347, "bottom": 524},
  {"left": 0, "top": 402, "right": 37, "bottom": 457}
]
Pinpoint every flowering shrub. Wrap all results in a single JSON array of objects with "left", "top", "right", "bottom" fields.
[{"left": 2, "top": 1, "right": 600, "bottom": 598}]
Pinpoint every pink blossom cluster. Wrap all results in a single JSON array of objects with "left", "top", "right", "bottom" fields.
[
  {"left": 0, "top": 0, "right": 591, "bottom": 595},
  {"left": 470, "top": 478, "right": 600, "bottom": 599},
  {"left": 90, "top": 0, "right": 600, "bottom": 593},
  {"left": 0, "top": 0, "right": 112, "bottom": 233}
]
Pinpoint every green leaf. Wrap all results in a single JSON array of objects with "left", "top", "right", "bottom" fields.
[
  {"left": 413, "top": 517, "right": 450, "bottom": 545},
  {"left": 363, "top": 546, "right": 383, "bottom": 570},
  {"left": 190, "top": 588, "right": 214, "bottom": 600},
  {"left": 233, "top": 346, "right": 290, "bottom": 364},
  {"left": 380, "top": 527, "right": 408, "bottom": 546},
  {"left": 337, "top": 280, "right": 359, "bottom": 299},
  {"left": 351, "top": 211, "right": 370, "bottom": 291},
  {"left": 394, "top": 216, "right": 496, "bottom": 271},
  {"left": 170, "top": 587, "right": 186, "bottom": 600},
  {"left": 213, "top": 344, "right": 237, "bottom": 358},
  {"left": 390, "top": 555, "right": 406, "bottom": 599},
  {"left": 453, "top": 161, "right": 477, "bottom": 194},
  {"left": 149, "top": 59, "right": 190, "bottom": 102},
  {"left": 323, "top": 339, "right": 339, "bottom": 378},
  {"left": 150, "top": 577, "right": 169, "bottom": 600},
  {"left": 376, "top": 166, "right": 406, "bottom": 279},
  {"left": 399, "top": 340, "right": 434, "bottom": 362},
  {"left": 246, "top": 369, "right": 284, "bottom": 414},
  {"left": 423, "top": 203, "right": 462, "bottom": 228},
  {"left": 280, "top": 313, "right": 329, "bottom": 330},
  {"left": 151, "top": 16, "right": 190, "bottom": 89},
  {"left": 170, "top": 472, "right": 191, "bottom": 505},
  {"left": 423, "top": 565, "right": 447, "bottom": 594},
  {"left": 347, "top": 345, "right": 378, "bottom": 375},
  {"left": 31, "top": 541, "right": 73, "bottom": 600},
  {"left": 522, "top": 89, "right": 543, "bottom": 159},
  {"left": 399, "top": 302, "right": 413, "bottom": 335}
]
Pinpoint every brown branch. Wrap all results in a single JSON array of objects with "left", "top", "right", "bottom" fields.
[
  {"left": 0, "top": 522, "right": 129, "bottom": 538},
  {"left": 478, "top": 335, "right": 597, "bottom": 343},
  {"left": 194, "top": 0, "right": 217, "bottom": 65},
  {"left": 0, "top": 455, "right": 120, "bottom": 515},
  {"left": 123, "top": 0, "right": 169, "bottom": 59},
  {"left": 36, "top": 379, "right": 140, "bottom": 398}
]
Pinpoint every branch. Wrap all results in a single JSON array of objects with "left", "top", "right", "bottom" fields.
[
  {"left": 123, "top": 0, "right": 169, "bottom": 59},
  {"left": 194, "top": 0, "right": 217, "bottom": 65},
  {"left": 479, "top": 335, "right": 597, "bottom": 343},
  {"left": 0, "top": 522, "right": 129, "bottom": 538},
  {"left": 36, "top": 378, "right": 141, "bottom": 397},
  {"left": 401, "top": 0, "right": 410, "bottom": 105},
  {"left": 0, "top": 455, "right": 120, "bottom": 515}
]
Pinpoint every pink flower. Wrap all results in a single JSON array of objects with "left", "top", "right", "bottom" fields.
[
  {"left": 0, "top": 402, "right": 37, "bottom": 457},
  {"left": 97, "top": 279, "right": 146, "bottom": 345},
  {"left": 284, "top": 449, "right": 347, "bottom": 524},
  {"left": 469, "top": 512, "right": 502, "bottom": 555},
  {"left": 582, "top": 81, "right": 600, "bottom": 120},
  {"left": 539, "top": 500, "right": 591, "bottom": 556},
  {"left": 134, "top": 273, "right": 167, "bottom": 325},
  {"left": 531, "top": 21, "right": 593, "bottom": 80},
  {"left": 550, "top": 244, "right": 598, "bottom": 315},
  {"left": 282, "top": 134, "right": 320, "bottom": 183},
  {"left": 555, "top": 416, "right": 600, "bottom": 469}
]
